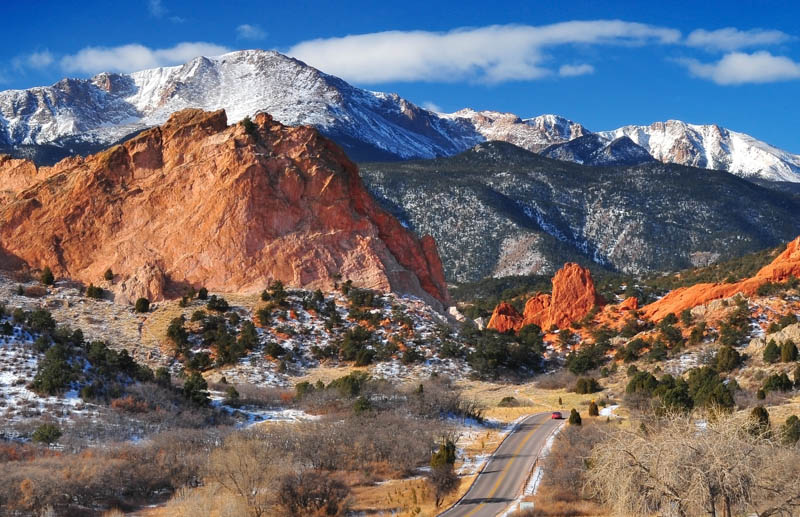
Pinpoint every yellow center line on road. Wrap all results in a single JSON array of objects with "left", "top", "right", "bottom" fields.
[{"left": 460, "top": 415, "right": 544, "bottom": 517}]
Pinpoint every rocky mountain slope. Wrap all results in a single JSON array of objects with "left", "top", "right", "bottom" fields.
[
  {"left": 600, "top": 121, "right": 800, "bottom": 183},
  {"left": 1, "top": 49, "right": 798, "bottom": 182},
  {"left": 359, "top": 141, "right": 800, "bottom": 282},
  {"left": 0, "top": 108, "right": 449, "bottom": 308}
]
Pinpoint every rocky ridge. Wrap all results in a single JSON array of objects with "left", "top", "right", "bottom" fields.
[
  {"left": 643, "top": 235, "right": 800, "bottom": 320},
  {"left": 1, "top": 49, "right": 798, "bottom": 182},
  {"left": 0, "top": 108, "right": 449, "bottom": 308}
]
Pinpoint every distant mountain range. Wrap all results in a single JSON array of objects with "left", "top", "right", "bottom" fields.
[
  {"left": 1, "top": 49, "right": 799, "bottom": 182},
  {"left": 360, "top": 142, "right": 800, "bottom": 282}
]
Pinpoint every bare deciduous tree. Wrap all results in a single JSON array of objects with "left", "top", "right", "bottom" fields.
[{"left": 585, "top": 411, "right": 800, "bottom": 517}]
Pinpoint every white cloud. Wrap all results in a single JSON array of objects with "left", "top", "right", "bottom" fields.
[
  {"left": 13, "top": 50, "right": 54, "bottom": 71},
  {"left": 687, "top": 28, "right": 791, "bottom": 51},
  {"left": 60, "top": 42, "right": 231, "bottom": 74},
  {"left": 236, "top": 24, "right": 267, "bottom": 41},
  {"left": 559, "top": 63, "right": 594, "bottom": 77},
  {"left": 148, "top": 0, "right": 166, "bottom": 17},
  {"left": 148, "top": 0, "right": 184, "bottom": 22},
  {"left": 421, "top": 101, "right": 442, "bottom": 112},
  {"left": 288, "top": 21, "right": 680, "bottom": 83},
  {"left": 680, "top": 51, "right": 800, "bottom": 85}
]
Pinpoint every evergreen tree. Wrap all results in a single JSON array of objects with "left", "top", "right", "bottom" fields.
[
  {"left": 588, "top": 400, "right": 599, "bottom": 417},
  {"left": 40, "top": 266, "right": 54, "bottom": 286},
  {"left": 763, "top": 340, "right": 780, "bottom": 364},
  {"left": 781, "top": 341, "right": 798, "bottom": 362},
  {"left": 716, "top": 345, "right": 742, "bottom": 372},
  {"left": 104, "top": 268, "right": 114, "bottom": 281},
  {"left": 782, "top": 415, "right": 800, "bottom": 445},
  {"left": 134, "top": 297, "right": 150, "bottom": 313},
  {"left": 32, "top": 423, "right": 62, "bottom": 444},
  {"left": 750, "top": 405, "right": 770, "bottom": 436},
  {"left": 569, "top": 408, "right": 582, "bottom": 425},
  {"left": 183, "top": 372, "right": 210, "bottom": 406}
]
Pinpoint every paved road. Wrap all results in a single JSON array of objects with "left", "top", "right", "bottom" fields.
[{"left": 439, "top": 412, "right": 562, "bottom": 517}]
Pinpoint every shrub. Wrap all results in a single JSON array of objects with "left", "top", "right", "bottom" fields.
[
  {"left": 85, "top": 284, "right": 104, "bottom": 299},
  {"left": 498, "top": 396, "right": 519, "bottom": 407},
  {"left": 31, "top": 344, "right": 73, "bottom": 395},
  {"left": 716, "top": 345, "right": 742, "bottom": 372},
  {"left": 256, "top": 307, "right": 272, "bottom": 326},
  {"left": 680, "top": 309, "right": 693, "bottom": 326},
  {"left": 763, "top": 372, "right": 793, "bottom": 393},
  {"left": 687, "top": 366, "right": 734, "bottom": 409},
  {"left": 32, "top": 423, "right": 61, "bottom": 444},
  {"left": 588, "top": 400, "right": 599, "bottom": 416},
  {"left": 750, "top": 406, "right": 770, "bottom": 436},
  {"left": 565, "top": 344, "right": 606, "bottom": 375},
  {"left": 241, "top": 116, "right": 257, "bottom": 136},
  {"left": 763, "top": 340, "right": 780, "bottom": 364},
  {"left": 224, "top": 386, "right": 240, "bottom": 406},
  {"left": 568, "top": 408, "right": 582, "bottom": 425},
  {"left": 575, "top": 377, "right": 602, "bottom": 394},
  {"left": 197, "top": 287, "right": 209, "bottom": 300},
  {"left": 104, "top": 268, "right": 114, "bottom": 281},
  {"left": 206, "top": 295, "right": 229, "bottom": 313},
  {"left": 40, "top": 267, "right": 54, "bottom": 286},
  {"left": 278, "top": 470, "right": 350, "bottom": 516},
  {"left": 134, "top": 298, "right": 150, "bottom": 313},
  {"left": 781, "top": 341, "right": 798, "bottom": 362},
  {"left": 626, "top": 371, "right": 658, "bottom": 396},
  {"left": 782, "top": 415, "right": 800, "bottom": 445},
  {"left": 183, "top": 372, "right": 210, "bottom": 406}
]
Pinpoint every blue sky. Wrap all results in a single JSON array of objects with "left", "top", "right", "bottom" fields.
[{"left": 2, "top": 0, "right": 799, "bottom": 152}]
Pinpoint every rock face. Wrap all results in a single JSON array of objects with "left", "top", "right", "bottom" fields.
[
  {"left": 488, "top": 263, "right": 603, "bottom": 332},
  {"left": 0, "top": 108, "right": 450, "bottom": 308},
  {"left": 643, "top": 236, "right": 800, "bottom": 320},
  {"left": 486, "top": 302, "right": 523, "bottom": 334}
]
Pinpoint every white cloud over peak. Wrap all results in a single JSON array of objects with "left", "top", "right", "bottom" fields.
[
  {"left": 558, "top": 63, "right": 594, "bottom": 77},
  {"left": 686, "top": 27, "right": 792, "bottom": 51},
  {"left": 60, "top": 42, "right": 231, "bottom": 74},
  {"left": 236, "top": 24, "right": 267, "bottom": 40},
  {"left": 680, "top": 51, "right": 800, "bottom": 85},
  {"left": 421, "top": 101, "right": 442, "bottom": 112},
  {"left": 288, "top": 21, "right": 680, "bottom": 83},
  {"left": 13, "top": 50, "right": 54, "bottom": 71}
]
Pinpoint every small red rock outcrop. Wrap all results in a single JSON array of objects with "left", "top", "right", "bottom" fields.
[
  {"left": 486, "top": 302, "right": 524, "bottom": 333},
  {"left": 488, "top": 263, "right": 603, "bottom": 332},
  {"left": 0, "top": 109, "right": 450, "bottom": 308},
  {"left": 642, "top": 236, "right": 800, "bottom": 320}
]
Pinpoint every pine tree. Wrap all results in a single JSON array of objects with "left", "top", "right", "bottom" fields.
[
  {"left": 588, "top": 400, "right": 599, "bottom": 416},
  {"left": 763, "top": 340, "right": 780, "bottom": 363},
  {"left": 40, "top": 266, "right": 54, "bottom": 286},
  {"left": 183, "top": 372, "right": 210, "bottom": 406},
  {"left": 134, "top": 297, "right": 150, "bottom": 313},
  {"left": 781, "top": 341, "right": 798, "bottom": 362},
  {"left": 569, "top": 408, "right": 582, "bottom": 425}
]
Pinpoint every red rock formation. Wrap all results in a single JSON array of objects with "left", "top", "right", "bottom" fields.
[
  {"left": 488, "top": 263, "right": 602, "bottom": 332},
  {"left": 486, "top": 302, "right": 523, "bottom": 333},
  {"left": 521, "top": 293, "right": 551, "bottom": 328},
  {"left": 642, "top": 236, "right": 800, "bottom": 320},
  {"left": 0, "top": 109, "right": 450, "bottom": 308},
  {"left": 619, "top": 296, "right": 639, "bottom": 311}
]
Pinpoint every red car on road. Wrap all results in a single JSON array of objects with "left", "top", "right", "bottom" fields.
[{"left": 551, "top": 411, "right": 563, "bottom": 419}]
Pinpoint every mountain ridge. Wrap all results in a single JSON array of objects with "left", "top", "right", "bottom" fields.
[{"left": 0, "top": 49, "right": 798, "bottom": 182}]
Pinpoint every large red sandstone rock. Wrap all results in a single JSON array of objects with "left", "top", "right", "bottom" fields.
[
  {"left": 486, "top": 302, "right": 523, "bottom": 333},
  {"left": 0, "top": 109, "right": 450, "bottom": 308},
  {"left": 642, "top": 236, "right": 800, "bottom": 320},
  {"left": 488, "top": 263, "right": 602, "bottom": 332}
]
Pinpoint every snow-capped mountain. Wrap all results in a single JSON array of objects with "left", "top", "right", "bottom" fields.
[
  {"left": 0, "top": 49, "right": 798, "bottom": 182},
  {"left": 0, "top": 49, "right": 481, "bottom": 162},
  {"left": 599, "top": 121, "right": 800, "bottom": 183},
  {"left": 438, "top": 109, "right": 587, "bottom": 152}
]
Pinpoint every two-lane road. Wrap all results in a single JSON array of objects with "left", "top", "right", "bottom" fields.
[{"left": 439, "top": 412, "right": 562, "bottom": 517}]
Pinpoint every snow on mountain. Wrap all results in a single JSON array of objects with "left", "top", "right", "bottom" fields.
[
  {"left": 541, "top": 134, "right": 654, "bottom": 166},
  {"left": 438, "top": 109, "right": 587, "bottom": 152},
  {"left": 0, "top": 49, "right": 798, "bottom": 183},
  {"left": 0, "top": 50, "right": 479, "bottom": 162},
  {"left": 599, "top": 121, "right": 800, "bottom": 183}
]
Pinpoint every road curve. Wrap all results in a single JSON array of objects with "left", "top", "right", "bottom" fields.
[{"left": 439, "top": 412, "right": 562, "bottom": 517}]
